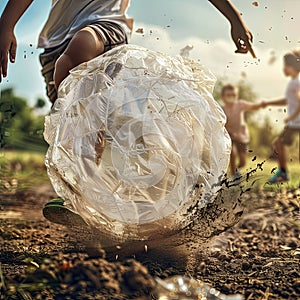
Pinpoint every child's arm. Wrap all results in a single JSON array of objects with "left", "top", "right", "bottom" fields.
[
  {"left": 0, "top": 0, "right": 33, "bottom": 82},
  {"left": 208, "top": 0, "right": 256, "bottom": 58},
  {"left": 262, "top": 98, "right": 287, "bottom": 107},
  {"left": 240, "top": 100, "right": 264, "bottom": 111}
]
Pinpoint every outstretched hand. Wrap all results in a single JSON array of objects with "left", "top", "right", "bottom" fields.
[
  {"left": 260, "top": 101, "right": 268, "bottom": 108},
  {"left": 0, "top": 25, "right": 17, "bottom": 82},
  {"left": 231, "top": 21, "right": 256, "bottom": 58},
  {"left": 284, "top": 116, "right": 292, "bottom": 124}
]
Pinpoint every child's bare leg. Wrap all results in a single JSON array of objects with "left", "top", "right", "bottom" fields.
[
  {"left": 273, "top": 137, "right": 287, "bottom": 170},
  {"left": 230, "top": 144, "right": 237, "bottom": 176},
  {"left": 238, "top": 149, "right": 246, "bottom": 169},
  {"left": 54, "top": 27, "right": 104, "bottom": 88}
]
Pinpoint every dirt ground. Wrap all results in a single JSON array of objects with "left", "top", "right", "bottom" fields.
[{"left": 1, "top": 181, "right": 300, "bottom": 299}]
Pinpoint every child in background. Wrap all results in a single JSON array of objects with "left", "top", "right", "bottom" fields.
[
  {"left": 221, "top": 84, "right": 264, "bottom": 179},
  {"left": 262, "top": 50, "right": 300, "bottom": 183}
]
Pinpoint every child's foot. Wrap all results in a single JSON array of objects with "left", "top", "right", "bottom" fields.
[
  {"left": 268, "top": 169, "right": 290, "bottom": 184},
  {"left": 231, "top": 170, "right": 242, "bottom": 185},
  {"left": 43, "top": 198, "right": 87, "bottom": 227}
]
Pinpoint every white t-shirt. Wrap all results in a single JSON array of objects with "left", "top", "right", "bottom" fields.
[
  {"left": 38, "top": 0, "right": 132, "bottom": 49},
  {"left": 286, "top": 77, "right": 300, "bottom": 128}
]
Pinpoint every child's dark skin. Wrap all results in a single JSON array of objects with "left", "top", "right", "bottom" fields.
[{"left": 0, "top": 0, "right": 255, "bottom": 84}]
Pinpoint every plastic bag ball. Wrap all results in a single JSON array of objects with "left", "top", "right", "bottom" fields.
[{"left": 44, "top": 45, "right": 231, "bottom": 241}]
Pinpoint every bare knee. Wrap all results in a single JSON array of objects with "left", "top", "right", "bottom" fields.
[
  {"left": 64, "top": 27, "right": 104, "bottom": 64},
  {"left": 54, "top": 27, "right": 105, "bottom": 88}
]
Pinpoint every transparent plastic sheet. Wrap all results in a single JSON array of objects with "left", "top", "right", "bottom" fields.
[
  {"left": 44, "top": 45, "right": 231, "bottom": 242},
  {"left": 155, "top": 276, "right": 243, "bottom": 300}
]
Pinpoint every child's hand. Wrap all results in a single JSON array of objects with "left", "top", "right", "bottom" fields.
[
  {"left": 284, "top": 116, "right": 292, "bottom": 124},
  {"left": 260, "top": 101, "right": 268, "bottom": 108},
  {"left": 230, "top": 21, "right": 256, "bottom": 58},
  {"left": 0, "top": 25, "right": 17, "bottom": 82}
]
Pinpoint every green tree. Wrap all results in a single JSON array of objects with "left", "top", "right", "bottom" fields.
[
  {"left": 0, "top": 88, "right": 47, "bottom": 151},
  {"left": 34, "top": 98, "right": 46, "bottom": 110}
]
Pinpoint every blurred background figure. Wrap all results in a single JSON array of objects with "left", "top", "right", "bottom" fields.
[
  {"left": 221, "top": 84, "right": 264, "bottom": 180},
  {"left": 262, "top": 49, "right": 300, "bottom": 183}
]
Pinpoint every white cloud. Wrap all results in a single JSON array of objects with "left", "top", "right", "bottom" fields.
[{"left": 131, "top": 23, "right": 289, "bottom": 100}]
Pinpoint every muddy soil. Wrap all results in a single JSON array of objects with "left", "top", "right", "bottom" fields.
[{"left": 1, "top": 183, "right": 300, "bottom": 299}]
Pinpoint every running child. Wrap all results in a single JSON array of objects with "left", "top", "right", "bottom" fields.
[
  {"left": 262, "top": 50, "right": 300, "bottom": 183},
  {"left": 221, "top": 84, "right": 264, "bottom": 179}
]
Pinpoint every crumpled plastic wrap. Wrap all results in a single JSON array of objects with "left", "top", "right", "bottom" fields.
[
  {"left": 44, "top": 45, "right": 231, "bottom": 241},
  {"left": 155, "top": 276, "right": 243, "bottom": 300}
]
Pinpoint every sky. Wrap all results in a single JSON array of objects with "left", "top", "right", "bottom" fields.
[{"left": 0, "top": 0, "right": 300, "bottom": 126}]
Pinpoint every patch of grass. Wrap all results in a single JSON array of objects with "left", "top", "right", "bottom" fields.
[
  {"left": 241, "top": 156, "right": 300, "bottom": 190},
  {"left": 1, "top": 150, "right": 299, "bottom": 192},
  {"left": 0, "top": 150, "right": 48, "bottom": 191},
  {"left": 0, "top": 150, "right": 46, "bottom": 163}
]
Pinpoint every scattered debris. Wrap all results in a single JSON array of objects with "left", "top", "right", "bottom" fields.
[
  {"left": 135, "top": 28, "right": 144, "bottom": 34},
  {"left": 179, "top": 45, "right": 194, "bottom": 58}
]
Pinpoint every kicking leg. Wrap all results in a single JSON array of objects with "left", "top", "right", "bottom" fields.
[
  {"left": 44, "top": 27, "right": 105, "bottom": 226},
  {"left": 43, "top": 24, "right": 128, "bottom": 226},
  {"left": 54, "top": 27, "right": 105, "bottom": 88}
]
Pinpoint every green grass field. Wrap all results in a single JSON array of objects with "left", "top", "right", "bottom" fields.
[
  {"left": 0, "top": 150, "right": 48, "bottom": 191},
  {"left": 1, "top": 150, "right": 299, "bottom": 192},
  {"left": 241, "top": 155, "right": 300, "bottom": 190},
  {"left": 0, "top": 150, "right": 46, "bottom": 164}
]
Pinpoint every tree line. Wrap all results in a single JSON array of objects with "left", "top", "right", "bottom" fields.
[{"left": 0, "top": 88, "right": 47, "bottom": 152}]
